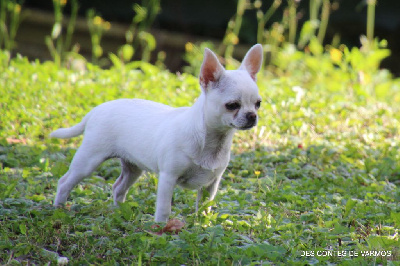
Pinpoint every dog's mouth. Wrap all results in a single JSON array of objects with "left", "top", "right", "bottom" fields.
[
  {"left": 240, "top": 125, "right": 255, "bottom": 130},
  {"left": 230, "top": 123, "right": 255, "bottom": 130}
]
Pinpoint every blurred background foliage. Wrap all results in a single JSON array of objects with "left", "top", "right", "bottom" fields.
[{"left": 0, "top": 0, "right": 399, "bottom": 74}]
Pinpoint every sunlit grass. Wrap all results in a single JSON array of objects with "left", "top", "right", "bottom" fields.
[{"left": 0, "top": 46, "right": 399, "bottom": 264}]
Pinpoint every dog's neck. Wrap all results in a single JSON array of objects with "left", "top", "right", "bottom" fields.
[
  {"left": 185, "top": 93, "right": 235, "bottom": 170},
  {"left": 198, "top": 127, "right": 235, "bottom": 170}
]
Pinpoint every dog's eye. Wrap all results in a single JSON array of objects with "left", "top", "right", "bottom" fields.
[
  {"left": 225, "top": 102, "right": 241, "bottom": 111},
  {"left": 255, "top": 100, "right": 261, "bottom": 109}
]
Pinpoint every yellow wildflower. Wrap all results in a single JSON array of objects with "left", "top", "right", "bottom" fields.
[
  {"left": 254, "top": 0, "right": 262, "bottom": 9},
  {"left": 230, "top": 34, "right": 239, "bottom": 45},
  {"left": 14, "top": 4, "right": 21, "bottom": 13},
  {"left": 93, "top": 16, "right": 103, "bottom": 26},
  {"left": 330, "top": 48, "right": 342, "bottom": 63},
  {"left": 103, "top": 21, "right": 111, "bottom": 30},
  {"left": 185, "top": 42, "right": 194, "bottom": 52}
]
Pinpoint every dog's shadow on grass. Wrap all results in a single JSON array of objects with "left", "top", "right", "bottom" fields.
[
  {"left": 1, "top": 141, "right": 109, "bottom": 204},
  {"left": 2, "top": 140, "right": 399, "bottom": 222},
  {"left": 0, "top": 140, "right": 161, "bottom": 216}
]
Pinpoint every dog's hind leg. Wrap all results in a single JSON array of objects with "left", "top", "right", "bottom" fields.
[
  {"left": 54, "top": 146, "right": 106, "bottom": 206},
  {"left": 196, "top": 187, "right": 203, "bottom": 213},
  {"left": 112, "top": 159, "right": 142, "bottom": 205}
]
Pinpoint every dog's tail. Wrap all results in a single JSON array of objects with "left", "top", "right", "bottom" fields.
[{"left": 50, "top": 115, "right": 88, "bottom": 139}]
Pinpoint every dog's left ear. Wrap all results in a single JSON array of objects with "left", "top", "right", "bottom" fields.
[{"left": 239, "top": 44, "right": 263, "bottom": 81}]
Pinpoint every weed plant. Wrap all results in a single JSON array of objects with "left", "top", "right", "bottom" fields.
[{"left": 0, "top": 0, "right": 22, "bottom": 52}]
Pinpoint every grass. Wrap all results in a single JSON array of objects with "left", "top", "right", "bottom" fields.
[{"left": 0, "top": 40, "right": 399, "bottom": 265}]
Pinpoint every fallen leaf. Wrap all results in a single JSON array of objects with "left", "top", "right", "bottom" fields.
[
  {"left": 6, "top": 138, "right": 27, "bottom": 144},
  {"left": 148, "top": 219, "right": 185, "bottom": 236},
  {"left": 162, "top": 219, "right": 185, "bottom": 234}
]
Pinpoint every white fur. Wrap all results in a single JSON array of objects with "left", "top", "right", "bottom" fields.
[{"left": 51, "top": 44, "right": 263, "bottom": 222}]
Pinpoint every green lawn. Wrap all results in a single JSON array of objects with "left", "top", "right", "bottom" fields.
[{"left": 0, "top": 44, "right": 399, "bottom": 265}]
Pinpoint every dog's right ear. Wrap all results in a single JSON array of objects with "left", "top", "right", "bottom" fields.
[{"left": 199, "top": 48, "right": 225, "bottom": 92}]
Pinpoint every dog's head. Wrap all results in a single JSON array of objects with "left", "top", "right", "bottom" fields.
[{"left": 199, "top": 44, "right": 263, "bottom": 130}]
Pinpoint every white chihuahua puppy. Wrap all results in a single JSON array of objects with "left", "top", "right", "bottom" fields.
[{"left": 51, "top": 44, "right": 263, "bottom": 222}]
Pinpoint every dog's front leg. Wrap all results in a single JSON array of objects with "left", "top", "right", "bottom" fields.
[
  {"left": 207, "top": 173, "right": 223, "bottom": 202},
  {"left": 154, "top": 172, "right": 176, "bottom": 222},
  {"left": 204, "top": 173, "right": 223, "bottom": 213}
]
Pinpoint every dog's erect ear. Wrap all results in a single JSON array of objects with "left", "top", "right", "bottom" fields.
[
  {"left": 199, "top": 48, "right": 225, "bottom": 91},
  {"left": 239, "top": 44, "right": 263, "bottom": 81}
]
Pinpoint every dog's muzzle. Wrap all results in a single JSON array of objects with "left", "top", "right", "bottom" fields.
[{"left": 232, "top": 112, "right": 257, "bottom": 130}]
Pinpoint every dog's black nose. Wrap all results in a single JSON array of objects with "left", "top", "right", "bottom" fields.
[{"left": 246, "top": 112, "right": 257, "bottom": 123}]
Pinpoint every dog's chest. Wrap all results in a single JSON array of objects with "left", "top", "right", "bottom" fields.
[{"left": 177, "top": 164, "right": 220, "bottom": 189}]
